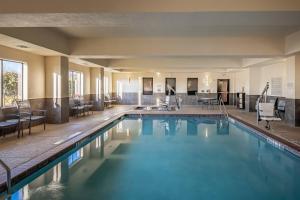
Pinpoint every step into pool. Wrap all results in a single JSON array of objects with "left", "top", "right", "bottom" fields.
[{"left": 1, "top": 116, "right": 300, "bottom": 200}]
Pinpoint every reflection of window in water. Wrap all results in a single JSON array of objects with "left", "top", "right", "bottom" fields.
[
  {"left": 104, "top": 131, "right": 109, "bottom": 141},
  {"left": 68, "top": 148, "right": 84, "bottom": 167},
  {"left": 11, "top": 185, "right": 29, "bottom": 200},
  {"left": 53, "top": 163, "right": 61, "bottom": 182},
  {"left": 95, "top": 136, "right": 101, "bottom": 148},
  {"left": 116, "top": 122, "right": 123, "bottom": 133}
]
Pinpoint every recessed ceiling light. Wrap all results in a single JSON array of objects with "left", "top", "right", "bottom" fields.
[{"left": 16, "top": 45, "right": 29, "bottom": 49}]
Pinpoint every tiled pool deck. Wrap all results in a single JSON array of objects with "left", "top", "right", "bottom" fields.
[{"left": 0, "top": 105, "right": 299, "bottom": 192}]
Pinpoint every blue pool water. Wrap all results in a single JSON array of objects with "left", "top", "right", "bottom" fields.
[{"left": 2, "top": 116, "right": 300, "bottom": 200}]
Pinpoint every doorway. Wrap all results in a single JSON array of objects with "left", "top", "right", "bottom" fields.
[{"left": 217, "top": 79, "right": 230, "bottom": 105}]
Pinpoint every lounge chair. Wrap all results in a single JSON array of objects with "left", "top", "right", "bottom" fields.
[
  {"left": 16, "top": 100, "right": 47, "bottom": 133},
  {"left": 258, "top": 103, "right": 281, "bottom": 130},
  {"left": 0, "top": 109, "right": 19, "bottom": 137},
  {"left": 0, "top": 108, "right": 32, "bottom": 138}
]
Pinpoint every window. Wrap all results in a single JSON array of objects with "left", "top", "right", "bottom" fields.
[
  {"left": 69, "top": 71, "right": 83, "bottom": 98},
  {"left": 165, "top": 78, "right": 176, "bottom": 95},
  {"left": 104, "top": 76, "right": 109, "bottom": 95},
  {"left": 68, "top": 148, "right": 84, "bottom": 167},
  {"left": 116, "top": 80, "right": 123, "bottom": 99},
  {"left": 0, "top": 59, "right": 26, "bottom": 107}
]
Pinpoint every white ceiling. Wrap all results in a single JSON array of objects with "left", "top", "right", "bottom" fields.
[{"left": 1, "top": 3, "right": 300, "bottom": 71}]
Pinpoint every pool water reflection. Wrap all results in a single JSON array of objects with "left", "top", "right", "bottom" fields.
[{"left": 3, "top": 116, "right": 300, "bottom": 200}]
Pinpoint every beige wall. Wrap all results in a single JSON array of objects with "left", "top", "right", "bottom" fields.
[
  {"left": 232, "top": 57, "right": 298, "bottom": 98},
  {"left": 0, "top": 43, "right": 298, "bottom": 103},
  {"left": 232, "top": 69, "right": 249, "bottom": 94},
  {"left": 69, "top": 62, "right": 91, "bottom": 95},
  {"left": 112, "top": 59, "right": 296, "bottom": 99},
  {"left": 112, "top": 71, "right": 235, "bottom": 94},
  {"left": 246, "top": 59, "right": 292, "bottom": 98},
  {"left": 0, "top": 44, "right": 45, "bottom": 99},
  {"left": 45, "top": 56, "right": 69, "bottom": 98}
]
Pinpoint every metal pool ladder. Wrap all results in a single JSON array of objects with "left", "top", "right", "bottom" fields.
[
  {"left": 218, "top": 96, "right": 229, "bottom": 119},
  {"left": 0, "top": 159, "right": 11, "bottom": 195}
]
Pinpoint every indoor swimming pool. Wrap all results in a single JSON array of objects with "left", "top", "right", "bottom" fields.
[{"left": 1, "top": 116, "right": 300, "bottom": 200}]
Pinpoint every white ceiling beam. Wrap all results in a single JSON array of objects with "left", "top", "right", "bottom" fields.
[
  {"left": 0, "top": 28, "right": 70, "bottom": 55},
  {"left": 1, "top": 0, "right": 300, "bottom": 13},
  {"left": 108, "top": 57, "right": 242, "bottom": 70},
  {"left": 1, "top": 12, "right": 300, "bottom": 27},
  {"left": 70, "top": 36, "right": 285, "bottom": 58}
]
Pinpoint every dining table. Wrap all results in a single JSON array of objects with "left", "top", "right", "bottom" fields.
[{"left": 197, "top": 97, "right": 219, "bottom": 109}]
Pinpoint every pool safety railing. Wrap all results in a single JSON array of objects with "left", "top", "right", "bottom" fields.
[
  {"left": 256, "top": 82, "right": 269, "bottom": 124},
  {"left": 219, "top": 96, "right": 229, "bottom": 119},
  {"left": 0, "top": 158, "right": 11, "bottom": 195}
]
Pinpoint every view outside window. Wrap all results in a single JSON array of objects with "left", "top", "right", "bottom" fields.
[
  {"left": 69, "top": 71, "right": 83, "bottom": 98},
  {"left": 104, "top": 76, "right": 109, "bottom": 95},
  {"left": 1, "top": 60, "right": 24, "bottom": 107}
]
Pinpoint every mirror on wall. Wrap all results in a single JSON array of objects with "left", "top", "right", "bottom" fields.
[
  {"left": 143, "top": 77, "right": 153, "bottom": 95},
  {"left": 165, "top": 78, "right": 176, "bottom": 95},
  {"left": 187, "top": 78, "right": 198, "bottom": 95}
]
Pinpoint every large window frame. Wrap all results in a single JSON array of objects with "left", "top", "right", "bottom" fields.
[
  {"left": 0, "top": 59, "right": 26, "bottom": 107},
  {"left": 104, "top": 76, "right": 109, "bottom": 96},
  {"left": 187, "top": 78, "right": 198, "bottom": 96},
  {"left": 69, "top": 70, "right": 84, "bottom": 98}
]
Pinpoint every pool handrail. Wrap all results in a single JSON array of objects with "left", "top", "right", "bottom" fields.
[
  {"left": 218, "top": 96, "right": 229, "bottom": 118},
  {"left": 0, "top": 159, "right": 11, "bottom": 195}
]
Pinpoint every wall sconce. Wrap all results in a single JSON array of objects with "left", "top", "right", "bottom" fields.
[{"left": 203, "top": 74, "right": 212, "bottom": 87}]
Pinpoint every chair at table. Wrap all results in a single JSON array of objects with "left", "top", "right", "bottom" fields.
[
  {"left": 84, "top": 100, "right": 94, "bottom": 115},
  {"left": 78, "top": 97, "right": 93, "bottom": 115},
  {"left": 69, "top": 98, "right": 85, "bottom": 117},
  {"left": 104, "top": 95, "right": 117, "bottom": 108},
  {"left": 197, "top": 94, "right": 208, "bottom": 108},
  {"left": 16, "top": 100, "right": 47, "bottom": 134}
]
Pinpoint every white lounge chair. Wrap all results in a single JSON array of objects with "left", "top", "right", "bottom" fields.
[{"left": 258, "top": 103, "right": 281, "bottom": 130}]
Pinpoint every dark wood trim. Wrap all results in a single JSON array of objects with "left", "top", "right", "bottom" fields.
[
  {"left": 217, "top": 79, "right": 230, "bottom": 105},
  {"left": 142, "top": 77, "right": 153, "bottom": 95},
  {"left": 187, "top": 78, "right": 198, "bottom": 96},
  {"left": 165, "top": 78, "right": 176, "bottom": 95}
]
